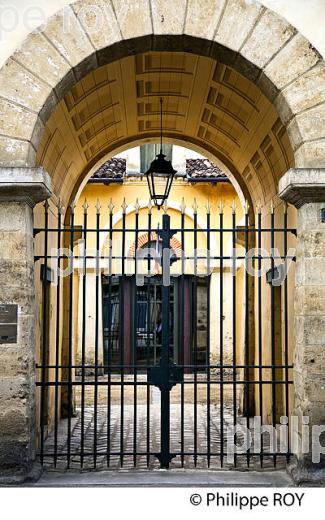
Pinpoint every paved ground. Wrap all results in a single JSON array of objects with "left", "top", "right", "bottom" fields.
[{"left": 42, "top": 397, "right": 288, "bottom": 472}]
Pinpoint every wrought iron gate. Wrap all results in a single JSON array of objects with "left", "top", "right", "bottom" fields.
[{"left": 34, "top": 199, "right": 295, "bottom": 470}]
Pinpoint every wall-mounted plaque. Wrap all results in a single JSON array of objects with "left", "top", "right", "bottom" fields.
[{"left": 0, "top": 304, "right": 18, "bottom": 344}]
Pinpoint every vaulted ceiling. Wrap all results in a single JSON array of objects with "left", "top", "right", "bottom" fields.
[{"left": 37, "top": 51, "right": 294, "bottom": 206}]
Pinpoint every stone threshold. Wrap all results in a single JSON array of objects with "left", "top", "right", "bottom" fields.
[{"left": 21, "top": 468, "right": 294, "bottom": 488}]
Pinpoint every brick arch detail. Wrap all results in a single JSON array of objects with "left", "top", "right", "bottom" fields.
[{"left": 128, "top": 232, "right": 183, "bottom": 257}]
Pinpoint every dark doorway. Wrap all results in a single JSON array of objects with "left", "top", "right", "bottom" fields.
[{"left": 102, "top": 275, "right": 209, "bottom": 371}]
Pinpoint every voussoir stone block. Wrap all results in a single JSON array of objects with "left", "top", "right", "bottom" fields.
[
  {"left": 111, "top": 0, "right": 152, "bottom": 40},
  {"left": 42, "top": 5, "right": 94, "bottom": 68},
  {"left": 0, "top": 98, "right": 38, "bottom": 142},
  {"left": 0, "top": 137, "right": 35, "bottom": 168},
  {"left": 185, "top": 0, "right": 225, "bottom": 40},
  {"left": 73, "top": 0, "right": 121, "bottom": 51},
  {"left": 264, "top": 33, "right": 320, "bottom": 90},
  {"left": 295, "top": 141, "right": 325, "bottom": 169},
  {"left": 214, "top": 0, "right": 263, "bottom": 52},
  {"left": 287, "top": 103, "right": 325, "bottom": 151},
  {"left": 151, "top": 0, "right": 187, "bottom": 34},
  {"left": 279, "top": 61, "right": 325, "bottom": 115},
  {"left": 241, "top": 9, "right": 296, "bottom": 69},
  {"left": 0, "top": 58, "right": 51, "bottom": 112},
  {"left": 13, "top": 31, "right": 71, "bottom": 88}
]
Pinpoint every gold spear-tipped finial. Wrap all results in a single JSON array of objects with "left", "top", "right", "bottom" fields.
[
  {"left": 231, "top": 199, "right": 237, "bottom": 214},
  {"left": 121, "top": 197, "right": 128, "bottom": 214},
  {"left": 82, "top": 199, "right": 89, "bottom": 214},
  {"left": 256, "top": 200, "right": 262, "bottom": 214},
  {"left": 163, "top": 200, "right": 168, "bottom": 214},
  {"left": 108, "top": 198, "right": 114, "bottom": 215},
  {"left": 205, "top": 199, "right": 211, "bottom": 214},
  {"left": 70, "top": 200, "right": 76, "bottom": 214},
  {"left": 192, "top": 198, "right": 198, "bottom": 214},
  {"left": 218, "top": 198, "right": 224, "bottom": 214},
  {"left": 57, "top": 198, "right": 64, "bottom": 215},
  {"left": 95, "top": 198, "right": 101, "bottom": 214},
  {"left": 270, "top": 199, "right": 274, "bottom": 214},
  {"left": 180, "top": 197, "right": 186, "bottom": 215},
  {"left": 244, "top": 199, "right": 250, "bottom": 214},
  {"left": 134, "top": 198, "right": 140, "bottom": 214}
]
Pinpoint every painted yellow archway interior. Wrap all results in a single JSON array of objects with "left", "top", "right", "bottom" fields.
[{"left": 36, "top": 51, "right": 294, "bottom": 209}]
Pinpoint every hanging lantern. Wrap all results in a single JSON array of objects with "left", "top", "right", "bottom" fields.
[{"left": 145, "top": 98, "right": 177, "bottom": 209}]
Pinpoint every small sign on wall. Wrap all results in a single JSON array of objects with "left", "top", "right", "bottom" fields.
[{"left": 0, "top": 304, "right": 18, "bottom": 344}]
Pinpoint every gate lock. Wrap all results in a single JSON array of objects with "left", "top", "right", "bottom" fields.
[{"left": 148, "top": 363, "right": 184, "bottom": 391}]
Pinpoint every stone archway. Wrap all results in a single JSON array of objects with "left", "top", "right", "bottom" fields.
[
  {"left": 0, "top": 0, "right": 324, "bottom": 184},
  {"left": 0, "top": 0, "right": 325, "bottom": 482}
]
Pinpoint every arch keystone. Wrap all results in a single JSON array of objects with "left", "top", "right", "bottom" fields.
[{"left": 151, "top": 0, "right": 187, "bottom": 34}]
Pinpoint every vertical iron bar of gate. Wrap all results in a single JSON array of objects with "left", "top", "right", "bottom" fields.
[
  {"left": 180, "top": 205, "right": 185, "bottom": 467},
  {"left": 232, "top": 203, "right": 237, "bottom": 468},
  {"left": 146, "top": 204, "right": 152, "bottom": 467},
  {"left": 67, "top": 204, "right": 75, "bottom": 469},
  {"left": 120, "top": 201, "right": 126, "bottom": 467},
  {"left": 134, "top": 205, "right": 139, "bottom": 467},
  {"left": 206, "top": 203, "right": 211, "bottom": 467},
  {"left": 54, "top": 201, "right": 62, "bottom": 467},
  {"left": 271, "top": 204, "right": 276, "bottom": 467},
  {"left": 244, "top": 204, "right": 250, "bottom": 467},
  {"left": 93, "top": 201, "right": 101, "bottom": 467},
  {"left": 106, "top": 202, "right": 114, "bottom": 467},
  {"left": 257, "top": 206, "right": 264, "bottom": 466},
  {"left": 219, "top": 203, "right": 224, "bottom": 468},
  {"left": 40, "top": 200, "right": 49, "bottom": 464},
  {"left": 283, "top": 204, "right": 290, "bottom": 461},
  {"left": 80, "top": 201, "right": 88, "bottom": 467},
  {"left": 159, "top": 213, "right": 172, "bottom": 468},
  {"left": 193, "top": 203, "right": 198, "bottom": 467}
]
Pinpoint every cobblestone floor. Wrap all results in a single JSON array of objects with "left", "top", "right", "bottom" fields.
[{"left": 42, "top": 394, "right": 287, "bottom": 471}]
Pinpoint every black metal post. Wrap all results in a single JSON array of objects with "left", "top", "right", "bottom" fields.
[{"left": 158, "top": 213, "right": 175, "bottom": 468}]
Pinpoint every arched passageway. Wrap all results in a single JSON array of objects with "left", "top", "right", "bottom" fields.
[
  {"left": 1, "top": 0, "right": 325, "bottom": 481},
  {"left": 34, "top": 46, "right": 295, "bottom": 211}
]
